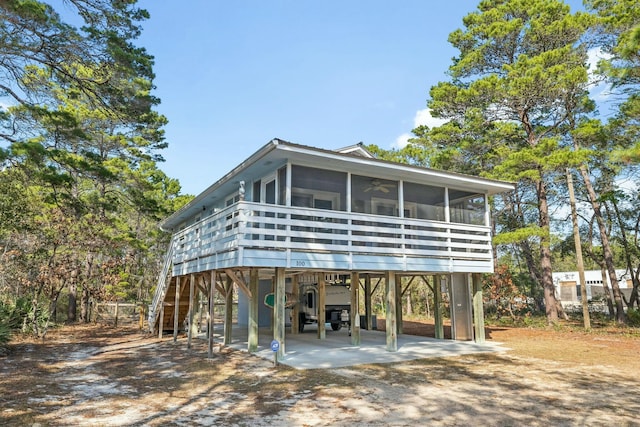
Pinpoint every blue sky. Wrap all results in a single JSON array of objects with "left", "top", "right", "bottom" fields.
[{"left": 137, "top": 1, "right": 585, "bottom": 196}]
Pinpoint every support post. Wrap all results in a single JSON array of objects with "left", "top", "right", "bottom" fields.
[
  {"left": 270, "top": 276, "right": 274, "bottom": 331},
  {"left": 158, "top": 303, "right": 164, "bottom": 339},
  {"left": 472, "top": 273, "right": 485, "bottom": 343},
  {"left": 351, "top": 272, "right": 360, "bottom": 345},
  {"left": 248, "top": 268, "right": 259, "bottom": 352},
  {"left": 114, "top": 300, "right": 119, "bottom": 328},
  {"left": 187, "top": 274, "right": 195, "bottom": 349},
  {"left": 208, "top": 270, "right": 216, "bottom": 358},
  {"left": 173, "top": 276, "right": 182, "bottom": 343},
  {"left": 274, "top": 267, "right": 286, "bottom": 359},
  {"left": 385, "top": 271, "right": 397, "bottom": 352},
  {"left": 224, "top": 276, "right": 233, "bottom": 345},
  {"left": 364, "top": 274, "right": 372, "bottom": 330},
  {"left": 290, "top": 275, "right": 299, "bottom": 335},
  {"left": 197, "top": 277, "right": 206, "bottom": 330},
  {"left": 433, "top": 274, "right": 444, "bottom": 339},
  {"left": 317, "top": 273, "right": 326, "bottom": 340},
  {"left": 395, "top": 275, "right": 403, "bottom": 335}
]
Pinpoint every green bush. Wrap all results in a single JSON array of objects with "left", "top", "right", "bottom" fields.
[
  {"left": 0, "top": 297, "right": 49, "bottom": 347},
  {"left": 1, "top": 297, "right": 29, "bottom": 329},
  {"left": 0, "top": 322, "right": 9, "bottom": 349},
  {"left": 626, "top": 308, "right": 640, "bottom": 327},
  {"left": 0, "top": 300, "right": 14, "bottom": 351}
]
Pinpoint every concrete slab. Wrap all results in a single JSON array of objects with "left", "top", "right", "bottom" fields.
[{"left": 207, "top": 325, "right": 508, "bottom": 370}]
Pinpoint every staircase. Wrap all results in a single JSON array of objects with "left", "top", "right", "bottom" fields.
[
  {"left": 156, "top": 276, "right": 192, "bottom": 334},
  {"left": 148, "top": 236, "right": 180, "bottom": 333}
]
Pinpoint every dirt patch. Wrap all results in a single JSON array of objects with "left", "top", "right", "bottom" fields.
[{"left": 2, "top": 322, "right": 639, "bottom": 426}]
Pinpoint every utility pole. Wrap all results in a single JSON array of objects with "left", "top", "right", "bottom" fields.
[{"left": 567, "top": 169, "right": 591, "bottom": 330}]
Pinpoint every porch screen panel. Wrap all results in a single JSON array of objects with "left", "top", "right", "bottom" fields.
[
  {"left": 351, "top": 175, "right": 400, "bottom": 249},
  {"left": 448, "top": 189, "right": 485, "bottom": 226},
  {"left": 351, "top": 175, "right": 398, "bottom": 216},
  {"left": 403, "top": 182, "right": 445, "bottom": 220},
  {"left": 291, "top": 165, "right": 346, "bottom": 211},
  {"left": 290, "top": 165, "right": 347, "bottom": 246}
]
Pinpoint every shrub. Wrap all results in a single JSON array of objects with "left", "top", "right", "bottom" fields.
[
  {"left": 0, "top": 297, "right": 49, "bottom": 348},
  {"left": 0, "top": 301, "right": 14, "bottom": 353},
  {"left": 484, "top": 265, "right": 533, "bottom": 320},
  {"left": 0, "top": 322, "right": 9, "bottom": 348},
  {"left": 627, "top": 308, "right": 640, "bottom": 327}
]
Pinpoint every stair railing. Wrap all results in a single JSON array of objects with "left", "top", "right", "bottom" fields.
[{"left": 148, "top": 235, "right": 176, "bottom": 333}]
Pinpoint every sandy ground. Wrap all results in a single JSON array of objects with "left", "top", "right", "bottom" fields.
[{"left": 1, "top": 321, "right": 640, "bottom": 426}]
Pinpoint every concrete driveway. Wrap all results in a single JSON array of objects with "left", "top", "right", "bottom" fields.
[{"left": 216, "top": 324, "right": 508, "bottom": 369}]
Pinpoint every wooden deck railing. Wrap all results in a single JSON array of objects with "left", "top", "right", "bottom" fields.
[{"left": 170, "top": 201, "right": 492, "bottom": 268}]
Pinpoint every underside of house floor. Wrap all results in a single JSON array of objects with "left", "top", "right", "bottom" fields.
[{"left": 200, "top": 324, "right": 508, "bottom": 370}]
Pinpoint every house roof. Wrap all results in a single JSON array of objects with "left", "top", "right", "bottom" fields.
[{"left": 160, "top": 138, "right": 515, "bottom": 231}]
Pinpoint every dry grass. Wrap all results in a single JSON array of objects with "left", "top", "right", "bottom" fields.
[{"left": 395, "top": 317, "right": 640, "bottom": 371}]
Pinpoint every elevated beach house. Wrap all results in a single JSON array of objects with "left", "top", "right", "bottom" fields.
[{"left": 148, "top": 139, "right": 514, "bottom": 359}]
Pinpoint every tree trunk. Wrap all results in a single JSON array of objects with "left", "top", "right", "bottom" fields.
[
  {"left": 511, "top": 190, "right": 544, "bottom": 311},
  {"left": 632, "top": 264, "right": 640, "bottom": 308},
  {"left": 600, "top": 265, "right": 615, "bottom": 318},
  {"left": 51, "top": 298, "right": 57, "bottom": 324},
  {"left": 520, "top": 240, "right": 545, "bottom": 311},
  {"left": 426, "top": 290, "right": 431, "bottom": 318},
  {"left": 80, "top": 286, "right": 90, "bottom": 323},
  {"left": 67, "top": 280, "right": 77, "bottom": 323},
  {"left": 567, "top": 169, "right": 590, "bottom": 329},
  {"left": 509, "top": 190, "right": 543, "bottom": 289},
  {"left": 81, "top": 253, "right": 94, "bottom": 323},
  {"left": 578, "top": 165, "right": 625, "bottom": 323},
  {"left": 536, "top": 176, "right": 558, "bottom": 324},
  {"left": 610, "top": 197, "right": 638, "bottom": 309}
]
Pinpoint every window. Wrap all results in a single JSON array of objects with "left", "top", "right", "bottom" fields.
[
  {"left": 314, "top": 199, "right": 332, "bottom": 210},
  {"left": 307, "top": 291, "right": 314, "bottom": 309},
  {"left": 264, "top": 179, "right": 276, "bottom": 204},
  {"left": 371, "top": 197, "right": 397, "bottom": 216},
  {"left": 253, "top": 180, "right": 261, "bottom": 202},
  {"left": 292, "top": 190, "right": 340, "bottom": 211},
  {"left": 292, "top": 193, "right": 313, "bottom": 208},
  {"left": 226, "top": 194, "right": 240, "bottom": 207}
]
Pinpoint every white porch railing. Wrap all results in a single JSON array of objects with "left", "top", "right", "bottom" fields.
[{"left": 169, "top": 201, "right": 492, "bottom": 269}]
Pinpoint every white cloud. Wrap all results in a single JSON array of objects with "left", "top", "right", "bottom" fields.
[
  {"left": 414, "top": 108, "right": 447, "bottom": 128},
  {"left": 586, "top": 47, "right": 614, "bottom": 103},
  {"left": 587, "top": 48, "right": 611, "bottom": 80},
  {"left": 394, "top": 132, "right": 413, "bottom": 149},
  {"left": 0, "top": 99, "right": 15, "bottom": 111},
  {"left": 392, "top": 108, "right": 447, "bottom": 149}
]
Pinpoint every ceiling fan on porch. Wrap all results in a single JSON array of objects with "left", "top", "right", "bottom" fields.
[{"left": 364, "top": 179, "right": 395, "bottom": 193}]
